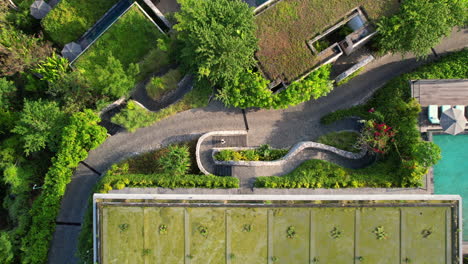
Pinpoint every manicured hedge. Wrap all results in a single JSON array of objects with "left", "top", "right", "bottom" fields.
[
  {"left": 99, "top": 173, "right": 239, "bottom": 192},
  {"left": 19, "top": 110, "right": 107, "bottom": 264}
]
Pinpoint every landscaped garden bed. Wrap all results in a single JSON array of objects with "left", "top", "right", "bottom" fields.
[
  {"left": 146, "top": 68, "right": 183, "bottom": 101},
  {"left": 72, "top": 4, "right": 170, "bottom": 100},
  {"left": 317, "top": 131, "right": 361, "bottom": 153},
  {"left": 42, "top": 0, "right": 120, "bottom": 45},
  {"left": 255, "top": 0, "right": 399, "bottom": 82},
  {"left": 214, "top": 144, "right": 288, "bottom": 161}
]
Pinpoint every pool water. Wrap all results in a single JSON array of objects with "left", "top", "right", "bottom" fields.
[{"left": 433, "top": 134, "right": 468, "bottom": 240}]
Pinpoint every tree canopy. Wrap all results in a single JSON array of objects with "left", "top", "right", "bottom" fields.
[
  {"left": 174, "top": 0, "right": 257, "bottom": 87},
  {"left": 377, "top": 0, "right": 466, "bottom": 57},
  {"left": 11, "top": 99, "right": 67, "bottom": 155}
]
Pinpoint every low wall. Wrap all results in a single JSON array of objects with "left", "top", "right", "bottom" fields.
[
  {"left": 212, "top": 141, "right": 367, "bottom": 167},
  {"left": 195, "top": 131, "right": 248, "bottom": 175}
]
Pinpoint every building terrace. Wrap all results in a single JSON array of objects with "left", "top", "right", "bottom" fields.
[
  {"left": 93, "top": 194, "right": 463, "bottom": 264},
  {"left": 254, "top": 0, "right": 399, "bottom": 84}
]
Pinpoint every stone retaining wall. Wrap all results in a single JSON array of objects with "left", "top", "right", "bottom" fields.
[
  {"left": 212, "top": 141, "right": 367, "bottom": 167},
  {"left": 195, "top": 131, "right": 248, "bottom": 175}
]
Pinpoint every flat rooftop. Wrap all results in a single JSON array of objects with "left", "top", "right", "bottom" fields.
[
  {"left": 94, "top": 194, "right": 462, "bottom": 264},
  {"left": 254, "top": 0, "right": 399, "bottom": 83},
  {"left": 411, "top": 79, "right": 468, "bottom": 106}
]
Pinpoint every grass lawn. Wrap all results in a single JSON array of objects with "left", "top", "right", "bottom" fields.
[
  {"left": 229, "top": 208, "right": 268, "bottom": 264},
  {"left": 313, "top": 208, "right": 355, "bottom": 262},
  {"left": 41, "top": 0, "right": 120, "bottom": 45},
  {"left": 317, "top": 131, "right": 361, "bottom": 153},
  {"left": 357, "top": 207, "right": 400, "bottom": 262},
  {"left": 143, "top": 207, "right": 185, "bottom": 263},
  {"left": 255, "top": 0, "right": 399, "bottom": 82},
  {"left": 73, "top": 5, "right": 168, "bottom": 83},
  {"left": 188, "top": 208, "right": 226, "bottom": 264},
  {"left": 146, "top": 69, "right": 183, "bottom": 101},
  {"left": 98, "top": 202, "right": 455, "bottom": 264}
]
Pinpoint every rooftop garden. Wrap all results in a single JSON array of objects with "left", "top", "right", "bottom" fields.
[
  {"left": 255, "top": 0, "right": 399, "bottom": 82},
  {"left": 96, "top": 200, "right": 458, "bottom": 263},
  {"left": 72, "top": 4, "right": 170, "bottom": 100},
  {"left": 41, "top": 0, "right": 120, "bottom": 45}
]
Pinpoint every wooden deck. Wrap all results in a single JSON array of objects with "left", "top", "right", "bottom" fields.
[{"left": 411, "top": 79, "right": 468, "bottom": 106}]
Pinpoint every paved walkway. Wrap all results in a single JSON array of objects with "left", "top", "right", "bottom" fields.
[{"left": 47, "top": 29, "right": 467, "bottom": 263}]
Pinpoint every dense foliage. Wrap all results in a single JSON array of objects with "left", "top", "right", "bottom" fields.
[
  {"left": 0, "top": 24, "right": 53, "bottom": 76},
  {"left": 255, "top": 159, "right": 398, "bottom": 188},
  {"left": 359, "top": 120, "right": 396, "bottom": 154},
  {"left": 158, "top": 145, "right": 191, "bottom": 175},
  {"left": 175, "top": 0, "right": 257, "bottom": 88},
  {"left": 215, "top": 145, "right": 288, "bottom": 161},
  {"left": 377, "top": 0, "right": 466, "bottom": 57},
  {"left": 32, "top": 53, "right": 69, "bottom": 83},
  {"left": 20, "top": 110, "right": 107, "bottom": 264},
  {"left": 321, "top": 49, "right": 467, "bottom": 187},
  {"left": 218, "top": 64, "right": 333, "bottom": 109},
  {"left": 11, "top": 99, "right": 67, "bottom": 155},
  {"left": 41, "top": 0, "right": 120, "bottom": 45}
]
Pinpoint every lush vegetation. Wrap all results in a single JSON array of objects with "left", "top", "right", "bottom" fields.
[
  {"left": 0, "top": 24, "right": 53, "bottom": 77},
  {"left": 112, "top": 83, "right": 211, "bottom": 132},
  {"left": 217, "top": 64, "right": 333, "bottom": 109},
  {"left": 377, "top": 0, "right": 466, "bottom": 58},
  {"left": 255, "top": 0, "right": 399, "bottom": 82},
  {"left": 215, "top": 145, "right": 288, "bottom": 161},
  {"left": 146, "top": 69, "right": 182, "bottom": 100},
  {"left": 73, "top": 5, "right": 167, "bottom": 99},
  {"left": 20, "top": 110, "right": 107, "bottom": 263},
  {"left": 317, "top": 131, "right": 361, "bottom": 153},
  {"left": 41, "top": 0, "right": 120, "bottom": 45},
  {"left": 321, "top": 49, "right": 467, "bottom": 187},
  {"left": 175, "top": 0, "right": 257, "bottom": 90},
  {"left": 255, "top": 159, "right": 399, "bottom": 188}
]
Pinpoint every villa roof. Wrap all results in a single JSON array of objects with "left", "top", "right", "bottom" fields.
[{"left": 411, "top": 79, "right": 468, "bottom": 106}]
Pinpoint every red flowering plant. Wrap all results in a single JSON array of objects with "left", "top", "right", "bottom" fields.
[{"left": 359, "top": 120, "right": 396, "bottom": 154}]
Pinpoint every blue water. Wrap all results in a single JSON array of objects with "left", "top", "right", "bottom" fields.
[{"left": 433, "top": 134, "right": 468, "bottom": 241}]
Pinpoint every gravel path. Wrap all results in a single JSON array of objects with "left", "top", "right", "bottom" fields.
[{"left": 47, "top": 29, "right": 467, "bottom": 264}]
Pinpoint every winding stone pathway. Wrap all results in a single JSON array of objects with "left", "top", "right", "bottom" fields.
[{"left": 47, "top": 29, "right": 467, "bottom": 264}]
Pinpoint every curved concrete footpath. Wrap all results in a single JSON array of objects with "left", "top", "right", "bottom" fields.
[{"left": 47, "top": 29, "right": 467, "bottom": 263}]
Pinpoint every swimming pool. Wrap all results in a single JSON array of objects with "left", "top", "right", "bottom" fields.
[{"left": 433, "top": 134, "right": 468, "bottom": 241}]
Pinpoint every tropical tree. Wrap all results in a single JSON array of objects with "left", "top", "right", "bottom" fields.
[
  {"left": 94, "top": 54, "right": 139, "bottom": 98},
  {"left": 11, "top": 99, "right": 67, "bottom": 155},
  {"left": 175, "top": 0, "right": 257, "bottom": 87},
  {"left": 32, "top": 53, "right": 69, "bottom": 83},
  {"left": 377, "top": 0, "right": 466, "bottom": 58}
]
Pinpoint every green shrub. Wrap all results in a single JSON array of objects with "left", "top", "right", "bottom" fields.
[
  {"left": 214, "top": 145, "right": 288, "bottom": 161},
  {"left": 312, "top": 40, "right": 330, "bottom": 53},
  {"left": 111, "top": 100, "right": 157, "bottom": 132},
  {"left": 97, "top": 173, "right": 239, "bottom": 192},
  {"left": 255, "top": 159, "right": 400, "bottom": 189},
  {"left": 146, "top": 69, "right": 182, "bottom": 100},
  {"left": 158, "top": 145, "right": 191, "bottom": 175},
  {"left": 32, "top": 53, "right": 69, "bottom": 83},
  {"left": 19, "top": 110, "right": 107, "bottom": 264}
]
